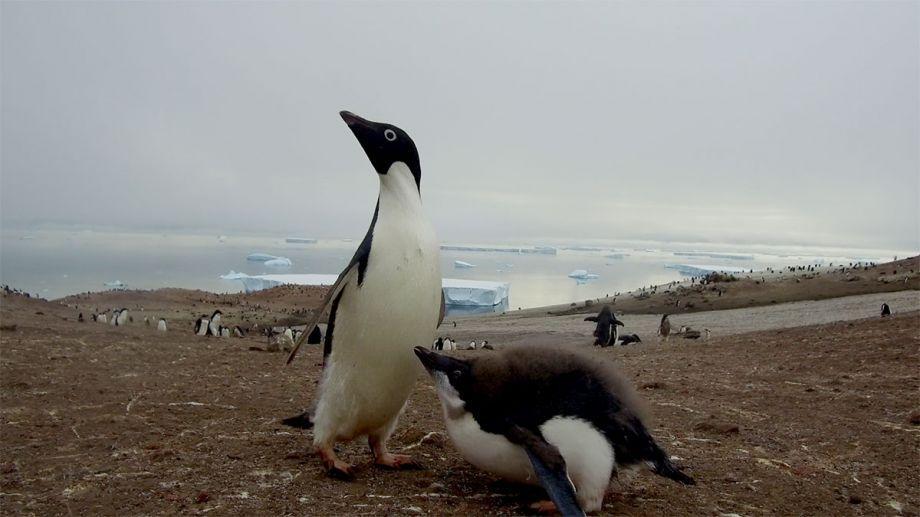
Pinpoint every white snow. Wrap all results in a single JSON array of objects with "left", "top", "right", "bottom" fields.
[{"left": 454, "top": 260, "right": 476, "bottom": 269}]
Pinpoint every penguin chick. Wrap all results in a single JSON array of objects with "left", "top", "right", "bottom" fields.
[{"left": 414, "top": 346, "right": 693, "bottom": 515}]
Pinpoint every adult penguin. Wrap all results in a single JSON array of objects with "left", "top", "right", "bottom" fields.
[
  {"left": 584, "top": 305, "right": 624, "bottom": 347},
  {"left": 282, "top": 111, "right": 443, "bottom": 479}
]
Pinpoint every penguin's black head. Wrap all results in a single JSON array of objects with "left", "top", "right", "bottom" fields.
[
  {"left": 340, "top": 111, "right": 421, "bottom": 190},
  {"left": 414, "top": 347, "right": 474, "bottom": 402}
]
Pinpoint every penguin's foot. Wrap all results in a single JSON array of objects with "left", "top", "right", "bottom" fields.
[
  {"left": 374, "top": 452, "right": 420, "bottom": 470},
  {"left": 529, "top": 500, "right": 558, "bottom": 514},
  {"left": 317, "top": 447, "right": 354, "bottom": 480}
]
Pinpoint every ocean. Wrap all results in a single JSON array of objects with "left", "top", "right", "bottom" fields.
[{"left": 0, "top": 228, "right": 901, "bottom": 312}]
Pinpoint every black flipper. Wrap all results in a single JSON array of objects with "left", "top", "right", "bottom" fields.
[
  {"left": 584, "top": 316, "right": 598, "bottom": 322},
  {"left": 650, "top": 447, "right": 695, "bottom": 485},
  {"left": 506, "top": 426, "right": 585, "bottom": 517},
  {"left": 281, "top": 409, "right": 314, "bottom": 429}
]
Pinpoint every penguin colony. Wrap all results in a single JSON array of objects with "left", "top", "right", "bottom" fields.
[
  {"left": 282, "top": 111, "right": 442, "bottom": 478},
  {"left": 415, "top": 346, "right": 694, "bottom": 515}
]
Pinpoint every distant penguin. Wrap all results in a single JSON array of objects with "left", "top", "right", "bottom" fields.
[
  {"left": 116, "top": 308, "right": 128, "bottom": 326},
  {"left": 306, "top": 325, "right": 322, "bottom": 344},
  {"left": 414, "top": 346, "right": 694, "bottom": 514},
  {"left": 704, "top": 328, "right": 711, "bottom": 340},
  {"left": 881, "top": 303, "right": 891, "bottom": 317},
  {"left": 434, "top": 337, "right": 444, "bottom": 351},
  {"left": 479, "top": 340, "right": 488, "bottom": 348},
  {"left": 220, "top": 326, "right": 231, "bottom": 338},
  {"left": 443, "top": 337, "right": 455, "bottom": 351},
  {"left": 91, "top": 313, "right": 98, "bottom": 322},
  {"left": 283, "top": 328, "right": 294, "bottom": 345},
  {"left": 584, "top": 305, "right": 624, "bottom": 347},
  {"left": 144, "top": 316, "right": 150, "bottom": 327},
  {"left": 233, "top": 326, "right": 246, "bottom": 338},
  {"left": 282, "top": 111, "right": 442, "bottom": 478},
  {"left": 468, "top": 341, "right": 477, "bottom": 350},
  {"left": 78, "top": 313, "right": 84, "bottom": 323},
  {"left": 618, "top": 334, "right": 642, "bottom": 346},
  {"left": 157, "top": 318, "right": 167, "bottom": 332},
  {"left": 109, "top": 311, "right": 118, "bottom": 326},
  {"left": 658, "top": 314, "right": 671, "bottom": 341},
  {"left": 194, "top": 317, "right": 209, "bottom": 336},
  {"left": 208, "top": 310, "right": 222, "bottom": 336}
]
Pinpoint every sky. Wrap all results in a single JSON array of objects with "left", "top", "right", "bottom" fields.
[{"left": 2, "top": 1, "right": 918, "bottom": 253}]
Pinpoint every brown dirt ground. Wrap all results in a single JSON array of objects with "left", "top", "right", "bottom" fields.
[{"left": 1, "top": 290, "right": 918, "bottom": 516}]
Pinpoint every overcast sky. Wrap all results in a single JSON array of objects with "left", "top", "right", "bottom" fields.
[{"left": 2, "top": 1, "right": 917, "bottom": 252}]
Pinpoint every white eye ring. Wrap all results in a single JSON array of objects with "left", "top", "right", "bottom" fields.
[{"left": 384, "top": 129, "right": 397, "bottom": 141}]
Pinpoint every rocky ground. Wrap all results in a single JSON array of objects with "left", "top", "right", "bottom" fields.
[{"left": 1, "top": 288, "right": 918, "bottom": 516}]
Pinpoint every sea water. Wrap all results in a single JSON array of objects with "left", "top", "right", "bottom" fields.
[{"left": 0, "top": 228, "right": 901, "bottom": 311}]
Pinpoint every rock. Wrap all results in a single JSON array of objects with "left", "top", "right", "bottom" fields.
[
  {"left": 848, "top": 494, "right": 862, "bottom": 504},
  {"left": 908, "top": 411, "right": 920, "bottom": 425},
  {"left": 403, "top": 506, "right": 424, "bottom": 514},
  {"left": 195, "top": 491, "right": 210, "bottom": 504}
]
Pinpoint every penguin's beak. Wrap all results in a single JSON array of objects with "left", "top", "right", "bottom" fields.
[
  {"left": 414, "top": 346, "right": 454, "bottom": 374},
  {"left": 340, "top": 110, "right": 386, "bottom": 171},
  {"left": 340, "top": 110, "right": 380, "bottom": 141}
]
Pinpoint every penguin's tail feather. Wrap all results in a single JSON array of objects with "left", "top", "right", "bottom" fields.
[
  {"left": 281, "top": 410, "right": 314, "bottom": 429},
  {"left": 650, "top": 451, "right": 695, "bottom": 485}
]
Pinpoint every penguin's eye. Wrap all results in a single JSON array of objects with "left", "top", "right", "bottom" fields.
[
  {"left": 384, "top": 129, "right": 397, "bottom": 142},
  {"left": 450, "top": 369, "right": 463, "bottom": 382}
]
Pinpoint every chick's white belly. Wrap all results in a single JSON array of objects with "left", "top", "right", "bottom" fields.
[{"left": 445, "top": 414, "right": 615, "bottom": 510}]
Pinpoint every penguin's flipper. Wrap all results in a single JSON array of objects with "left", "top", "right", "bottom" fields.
[
  {"left": 285, "top": 262, "right": 358, "bottom": 365},
  {"left": 614, "top": 319, "right": 625, "bottom": 326},
  {"left": 584, "top": 316, "right": 598, "bottom": 322},
  {"left": 506, "top": 426, "right": 585, "bottom": 517}
]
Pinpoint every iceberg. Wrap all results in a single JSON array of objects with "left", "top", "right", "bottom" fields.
[
  {"left": 264, "top": 257, "right": 293, "bottom": 267},
  {"left": 247, "top": 252, "right": 278, "bottom": 262},
  {"left": 442, "top": 279, "right": 509, "bottom": 307},
  {"left": 104, "top": 280, "right": 127, "bottom": 290},
  {"left": 568, "top": 270, "right": 600, "bottom": 280},
  {"left": 220, "top": 272, "right": 510, "bottom": 308},
  {"left": 220, "top": 272, "right": 338, "bottom": 292},
  {"left": 285, "top": 237, "right": 317, "bottom": 244},
  {"left": 454, "top": 260, "right": 476, "bottom": 269}
]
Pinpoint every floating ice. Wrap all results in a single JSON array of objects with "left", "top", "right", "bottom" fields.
[
  {"left": 221, "top": 272, "right": 509, "bottom": 307},
  {"left": 453, "top": 260, "right": 476, "bottom": 269},
  {"left": 264, "top": 257, "right": 292, "bottom": 268},
  {"left": 568, "top": 270, "right": 600, "bottom": 280}
]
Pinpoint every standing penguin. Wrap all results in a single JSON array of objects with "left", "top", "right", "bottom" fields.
[
  {"left": 881, "top": 303, "right": 891, "bottom": 317},
  {"left": 282, "top": 111, "right": 442, "bottom": 478},
  {"left": 208, "top": 310, "right": 222, "bottom": 336},
  {"left": 157, "top": 318, "right": 167, "bottom": 332},
  {"left": 584, "top": 305, "right": 624, "bottom": 347},
  {"left": 658, "top": 314, "right": 671, "bottom": 342},
  {"left": 116, "top": 308, "right": 129, "bottom": 326},
  {"left": 414, "top": 346, "right": 694, "bottom": 514}
]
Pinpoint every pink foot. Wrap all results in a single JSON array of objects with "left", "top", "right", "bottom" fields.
[
  {"left": 375, "top": 452, "right": 421, "bottom": 470},
  {"left": 317, "top": 447, "right": 354, "bottom": 480}
]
